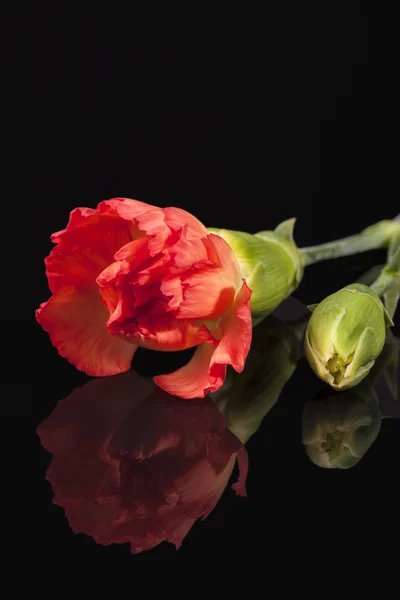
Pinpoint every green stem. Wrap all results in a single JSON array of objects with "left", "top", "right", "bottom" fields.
[
  {"left": 369, "top": 231, "right": 400, "bottom": 318},
  {"left": 369, "top": 270, "right": 400, "bottom": 298},
  {"left": 300, "top": 217, "right": 400, "bottom": 266}
]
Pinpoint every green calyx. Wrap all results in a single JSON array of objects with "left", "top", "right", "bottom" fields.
[
  {"left": 305, "top": 283, "right": 392, "bottom": 391},
  {"left": 208, "top": 218, "right": 304, "bottom": 319}
]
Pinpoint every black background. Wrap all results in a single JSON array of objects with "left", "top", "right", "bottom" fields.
[{"left": 12, "top": 1, "right": 400, "bottom": 574}]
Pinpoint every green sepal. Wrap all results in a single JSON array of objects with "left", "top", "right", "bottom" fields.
[
  {"left": 382, "top": 299, "right": 395, "bottom": 327},
  {"left": 343, "top": 283, "right": 394, "bottom": 326},
  {"left": 384, "top": 284, "right": 400, "bottom": 322},
  {"left": 207, "top": 224, "right": 304, "bottom": 318},
  {"left": 274, "top": 217, "right": 296, "bottom": 241},
  {"left": 307, "top": 303, "right": 319, "bottom": 313}
]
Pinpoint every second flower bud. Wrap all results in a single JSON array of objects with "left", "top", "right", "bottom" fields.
[{"left": 305, "top": 283, "right": 393, "bottom": 391}]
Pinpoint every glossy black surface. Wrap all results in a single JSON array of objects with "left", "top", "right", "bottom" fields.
[
  {"left": 33, "top": 294, "right": 400, "bottom": 567},
  {"left": 17, "top": 2, "right": 400, "bottom": 573}
]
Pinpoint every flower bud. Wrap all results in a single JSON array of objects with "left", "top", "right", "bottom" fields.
[
  {"left": 208, "top": 219, "right": 304, "bottom": 318},
  {"left": 302, "top": 386, "right": 382, "bottom": 469},
  {"left": 305, "top": 283, "right": 393, "bottom": 390}
]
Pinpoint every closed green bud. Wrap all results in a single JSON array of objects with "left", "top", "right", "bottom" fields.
[
  {"left": 305, "top": 283, "right": 393, "bottom": 391},
  {"left": 302, "top": 386, "right": 382, "bottom": 469},
  {"left": 208, "top": 219, "right": 304, "bottom": 319}
]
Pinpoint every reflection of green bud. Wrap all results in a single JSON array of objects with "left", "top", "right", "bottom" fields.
[
  {"left": 213, "top": 313, "right": 305, "bottom": 443},
  {"left": 305, "top": 283, "right": 393, "bottom": 391},
  {"left": 208, "top": 219, "right": 304, "bottom": 319},
  {"left": 303, "top": 331, "right": 399, "bottom": 469},
  {"left": 302, "top": 387, "right": 382, "bottom": 469}
]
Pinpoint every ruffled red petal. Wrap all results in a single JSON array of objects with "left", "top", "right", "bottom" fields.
[
  {"left": 154, "top": 280, "right": 252, "bottom": 398},
  {"left": 36, "top": 287, "right": 136, "bottom": 376},
  {"left": 163, "top": 234, "right": 241, "bottom": 320},
  {"left": 154, "top": 343, "right": 225, "bottom": 398},
  {"left": 164, "top": 206, "right": 208, "bottom": 238},
  {"left": 132, "top": 309, "right": 216, "bottom": 351},
  {"left": 210, "top": 279, "right": 252, "bottom": 373}
]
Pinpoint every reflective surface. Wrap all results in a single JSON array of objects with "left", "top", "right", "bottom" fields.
[{"left": 35, "top": 293, "right": 399, "bottom": 567}]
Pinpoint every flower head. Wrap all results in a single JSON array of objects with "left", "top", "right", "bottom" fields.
[{"left": 36, "top": 198, "right": 252, "bottom": 398}]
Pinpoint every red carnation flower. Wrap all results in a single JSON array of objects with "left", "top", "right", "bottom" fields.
[
  {"left": 37, "top": 198, "right": 252, "bottom": 398},
  {"left": 38, "top": 372, "right": 248, "bottom": 554}
]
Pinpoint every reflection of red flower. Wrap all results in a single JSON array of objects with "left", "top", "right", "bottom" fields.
[
  {"left": 38, "top": 372, "right": 248, "bottom": 554},
  {"left": 36, "top": 198, "right": 252, "bottom": 398}
]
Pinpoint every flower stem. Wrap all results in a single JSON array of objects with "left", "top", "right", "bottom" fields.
[
  {"left": 370, "top": 231, "right": 400, "bottom": 318},
  {"left": 300, "top": 217, "right": 400, "bottom": 266},
  {"left": 370, "top": 271, "right": 400, "bottom": 299}
]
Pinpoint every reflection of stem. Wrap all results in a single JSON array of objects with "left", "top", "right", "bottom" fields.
[
  {"left": 300, "top": 218, "right": 399, "bottom": 266},
  {"left": 287, "top": 318, "right": 308, "bottom": 341}
]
